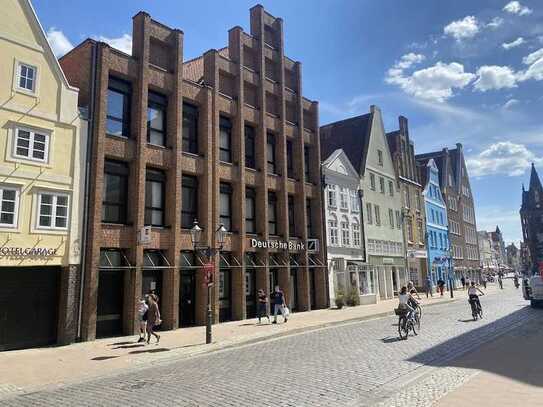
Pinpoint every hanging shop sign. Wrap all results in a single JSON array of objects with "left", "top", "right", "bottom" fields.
[
  {"left": 407, "top": 250, "right": 427, "bottom": 259},
  {"left": 250, "top": 238, "right": 305, "bottom": 251},
  {"left": 0, "top": 247, "right": 58, "bottom": 257}
]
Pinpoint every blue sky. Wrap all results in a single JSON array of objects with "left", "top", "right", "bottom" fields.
[{"left": 35, "top": 0, "right": 543, "bottom": 245}]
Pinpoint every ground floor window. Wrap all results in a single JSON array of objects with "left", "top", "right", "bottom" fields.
[{"left": 358, "top": 268, "right": 376, "bottom": 295}]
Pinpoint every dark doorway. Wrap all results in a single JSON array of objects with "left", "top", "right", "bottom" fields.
[
  {"left": 142, "top": 269, "right": 163, "bottom": 301},
  {"left": 179, "top": 269, "right": 195, "bottom": 327},
  {"left": 269, "top": 268, "right": 279, "bottom": 293},
  {"left": 219, "top": 255, "right": 232, "bottom": 322},
  {"left": 309, "top": 268, "right": 316, "bottom": 310},
  {"left": 97, "top": 268, "right": 124, "bottom": 338},
  {"left": 245, "top": 269, "right": 256, "bottom": 318},
  {"left": 289, "top": 268, "right": 298, "bottom": 311},
  {"left": 0, "top": 267, "right": 59, "bottom": 351}
]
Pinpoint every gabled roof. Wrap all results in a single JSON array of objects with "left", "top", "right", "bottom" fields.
[
  {"left": 320, "top": 113, "right": 372, "bottom": 176},
  {"left": 322, "top": 148, "right": 360, "bottom": 181},
  {"left": 416, "top": 151, "right": 448, "bottom": 189},
  {"left": 20, "top": 0, "right": 78, "bottom": 92}
]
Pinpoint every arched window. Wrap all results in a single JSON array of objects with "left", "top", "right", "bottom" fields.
[
  {"left": 352, "top": 218, "right": 361, "bottom": 247},
  {"left": 341, "top": 216, "right": 350, "bottom": 246},
  {"left": 328, "top": 214, "right": 338, "bottom": 246}
]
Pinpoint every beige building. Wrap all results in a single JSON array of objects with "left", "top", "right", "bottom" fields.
[{"left": 0, "top": 0, "right": 85, "bottom": 350}]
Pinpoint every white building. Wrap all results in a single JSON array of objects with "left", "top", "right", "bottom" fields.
[{"left": 323, "top": 149, "right": 377, "bottom": 305}]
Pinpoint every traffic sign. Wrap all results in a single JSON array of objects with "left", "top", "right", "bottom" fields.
[{"left": 203, "top": 262, "right": 214, "bottom": 285}]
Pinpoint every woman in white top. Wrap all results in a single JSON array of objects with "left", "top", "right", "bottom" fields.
[
  {"left": 468, "top": 281, "right": 484, "bottom": 311},
  {"left": 398, "top": 286, "right": 416, "bottom": 318}
]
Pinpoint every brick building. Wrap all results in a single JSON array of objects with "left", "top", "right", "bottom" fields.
[
  {"left": 387, "top": 116, "right": 427, "bottom": 288},
  {"left": 60, "top": 5, "right": 326, "bottom": 341}
]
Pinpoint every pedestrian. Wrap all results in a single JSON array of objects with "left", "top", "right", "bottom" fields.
[
  {"left": 461, "top": 275, "right": 466, "bottom": 290},
  {"left": 498, "top": 274, "right": 503, "bottom": 289},
  {"left": 425, "top": 275, "right": 433, "bottom": 298},
  {"left": 270, "top": 285, "right": 288, "bottom": 324},
  {"left": 146, "top": 294, "right": 161, "bottom": 344},
  {"left": 137, "top": 296, "right": 149, "bottom": 343},
  {"left": 437, "top": 278, "right": 445, "bottom": 296},
  {"left": 481, "top": 275, "right": 487, "bottom": 289},
  {"left": 257, "top": 289, "right": 270, "bottom": 324}
]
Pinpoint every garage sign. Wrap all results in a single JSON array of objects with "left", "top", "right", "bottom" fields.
[{"left": 0, "top": 247, "right": 58, "bottom": 257}]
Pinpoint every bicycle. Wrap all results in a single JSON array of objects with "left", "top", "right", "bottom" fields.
[
  {"left": 469, "top": 297, "right": 483, "bottom": 321},
  {"left": 395, "top": 307, "right": 419, "bottom": 340}
]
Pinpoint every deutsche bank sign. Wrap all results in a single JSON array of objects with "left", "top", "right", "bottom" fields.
[{"left": 250, "top": 239, "right": 305, "bottom": 251}]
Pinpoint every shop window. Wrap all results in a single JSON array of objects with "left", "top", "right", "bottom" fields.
[
  {"left": 37, "top": 192, "right": 69, "bottom": 230},
  {"left": 147, "top": 91, "right": 167, "bottom": 147},
  {"left": 107, "top": 77, "right": 131, "bottom": 138},
  {"left": 103, "top": 160, "right": 129, "bottom": 224},
  {"left": 145, "top": 169, "right": 166, "bottom": 227},
  {"left": 219, "top": 116, "right": 232, "bottom": 163},
  {"left": 181, "top": 175, "right": 198, "bottom": 229},
  {"left": 182, "top": 102, "right": 199, "bottom": 154}
]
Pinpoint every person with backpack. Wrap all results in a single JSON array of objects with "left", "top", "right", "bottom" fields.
[{"left": 270, "top": 285, "right": 288, "bottom": 324}]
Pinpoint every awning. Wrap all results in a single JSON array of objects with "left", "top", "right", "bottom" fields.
[
  {"left": 143, "top": 250, "right": 174, "bottom": 269},
  {"left": 245, "top": 254, "right": 267, "bottom": 268},
  {"left": 180, "top": 252, "right": 207, "bottom": 269},
  {"left": 219, "top": 253, "right": 243, "bottom": 268},
  {"left": 269, "top": 254, "right": 289, "bottom": 268},
  {"left": 99, "top": 250, "right": 135, "bottom": 269},
  {"left": 308, "top": 255, "right": 327, "bottom": 268}
]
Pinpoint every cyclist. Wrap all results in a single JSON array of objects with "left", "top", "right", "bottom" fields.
[
  {"left": 468, "top": 281, "right": 484, "bottom": 314},
  {"left": 398, "top": 286, "right": 416, "bottom": 321},
  {"left": 406, "top": 281, "right": 421, "bottom": 309}
]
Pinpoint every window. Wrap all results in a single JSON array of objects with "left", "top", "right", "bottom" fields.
[
  {"left": 268, "top": 191, "right": 277, "bottom": 235},
  {"left": 245, "top": 188, "right": 256, "bottom": 234},
  {"left": 340, "top": 187, "right": 348, "bottom": 210},
  {"left": 396, "top": 210, "right": 401, "bottom": 230},
  {"left": 145, "top": 169, "right": 166, "bottom": 227},
  {"left": 17, "top": 62, "right": 36, "bottom": 92},
  {"left": 103, "top": 160, "right": 129, "bottom": 224},
  {"left": 328, "top": 185, "right": 337, "bottom": 208},
  {"left": 439, "top": 233, "right": 443, "bottom": 249},
  {"left": 245, "top": 124, "right": 256, "bottom": 169},
  {"left": 431, "top": 209, "right": 435, "bottom": 223},
  {"left": 288, "top": 195, "right": 295, "bottom": 236},
  {"left": 219, "top": 116, "right": 232, "bottom": 162},
  {"left": 13, "top": 127, "right": 49, "bottom": 163},
  {"left": 377, "top": 149, "right": 383, "bottom": 166},
  {"left": 389, "top": 208, "right": 394, "bottom": 229},
  {"left": 107, "top": 77, "right": 131, "bottom": 138},
  {"left": 416, "top": 192, "right": 421, "bottom": 211},
  {"left": 407, "top": 217, "right": 414, "bottom": 241},
  {"left": 220, "top": 183, "right": 232, "bottom": 231},
  {"left": 304, "top": 145, "right": 310, "bottom": 182},
  {"left": 370, "top": 173, "right": 376, "bottom": 190},
  {"left": 352, "top": 221, "right": 361, "bottom": 247},
  {"left": 379, "top": 177, "right": 385, "bottom": 194},
  {"left": 0, "top": 186, "right": 19, "bottom": 227},
  {"left": 286, "top": 140, "right": 294, "bottom": 178},
  {"left": 388, "top": 181, "right": 394, "bottom": 197},
  {"left": 267, "top": 133, "right": 276, "bottom": 174},
  {"left": 350, "top": 190, "right": 360, "bottom": 213},
  {"left": 374, "top": 205, "right": 381, "bottom": 226},
  {"left": 37, "top": 192, "right": 69, "bottom": 230},
  {"left": 417, "top": 219, "right": 424, "bottom": 242},
  {"left": 147, "top": 91, "right": 167, "bottom": 146},
  {"left": 181, "top": 175, "right": 198, "bottom": 229},
  {"left": 305, "top": 199, "right": 314, "bottom": 237},
  {"left": 329, "top": 214, "right": 339, "bottom": 245},
  {"left": 366, "top": 202, "right": 373, "bottom": 224},
  {"left": 341, "top": 217, "right": 350, "bottom": 246},
  {"left": 404, "top": 188, "right": 410, "bottom": 208},
  {"left": 182, "top": 102, "right": 199, "bottom": 154}
]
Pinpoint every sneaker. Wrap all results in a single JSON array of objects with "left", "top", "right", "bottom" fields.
[
  {"left": 272, "top": 321, "right": 277, "bottom": 324},
  {"left": 137, "top": 337, "right": 145, "bottom": 343},
  {"left": 284, "top": 318, "right": 288, "bottom": 323}
]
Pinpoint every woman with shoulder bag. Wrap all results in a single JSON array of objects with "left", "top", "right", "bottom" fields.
[{"left": 146, "top": 294, "right": 161, "bottom": 344}]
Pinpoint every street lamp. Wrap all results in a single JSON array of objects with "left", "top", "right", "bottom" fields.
[{"left": 190, "top": 219, "right": 227, "bottom": 344}]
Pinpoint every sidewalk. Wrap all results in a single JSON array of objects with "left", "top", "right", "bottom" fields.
[{"left": 0, "top": 287, "right": 483, "bottom": 398}]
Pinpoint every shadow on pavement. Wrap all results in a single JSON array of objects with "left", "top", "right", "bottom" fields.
[
  {"left": 129, "top": 347, "right": 170, "bottom": 355},
  {"left": 91, "top": 356, "right": 120, "bottom": 361},
  {"left": 408, "top": 305, "right": 543, "bottom": 387},
  {"left": 457, "top": 319, "right": 476, "bottom": 323},
  {"left": 111, "top": 344, "right": 146, "bottom": 350},
  {"left": 381, "top": 336, "right": 403, "bottom": 344},
  {"left": 107, "top": 341, "right": 133, "bottom": 346}
]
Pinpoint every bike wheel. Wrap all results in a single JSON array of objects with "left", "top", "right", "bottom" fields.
[
  {"left": 410, "top": 319, "right": 417, "bottom": 336},
  {"left": 414, "top": 313, "right": 421, "bottom": 331},
  {"left": 415, "top": 305, "right": 422, "bottom": 321},
  {"left": 398, "top": 316, "right": 408, "bottom": 340},
  {"left": 478, "top": 306, "right": 483, "bottom": 319}
]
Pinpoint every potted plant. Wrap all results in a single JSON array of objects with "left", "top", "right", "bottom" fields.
[
  {"left": 335, "top": 290, "right": 345, "bottom": 309},
  {"left": 345, "top": 287, "right": 361, "bottom": 307}
]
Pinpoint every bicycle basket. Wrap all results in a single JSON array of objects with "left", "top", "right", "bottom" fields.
[{"left": 394, "top": 307, "right": 408, "bottom": 316}]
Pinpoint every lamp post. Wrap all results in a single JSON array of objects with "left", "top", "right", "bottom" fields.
[{"left": 190, "top": 219, "right": 227, "bottom": 344}]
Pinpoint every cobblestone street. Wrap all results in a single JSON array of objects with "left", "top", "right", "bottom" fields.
[{"left": 4, "top": 286, "right": 540, "bottom": 407}]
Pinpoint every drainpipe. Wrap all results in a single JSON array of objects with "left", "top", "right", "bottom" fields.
[{"left": 77, "top": 43, "right": 99, "bottom": 340}]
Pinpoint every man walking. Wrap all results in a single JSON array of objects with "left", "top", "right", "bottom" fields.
[
  {"left": 270, "top": 285, "right": 288, "bottom": 324},
  {"left": 461, "top": 275, "right": 466, "bottom": 290},
  {"left": 437, "top": 278, "right": 445, "bottom": 296},
  {"left": 425, "top": 275, "right": 433, "bottom": 298}
]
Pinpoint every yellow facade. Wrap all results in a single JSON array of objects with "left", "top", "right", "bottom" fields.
[{"left": 0, "top": 0, "right": 82, "bottom": 268}]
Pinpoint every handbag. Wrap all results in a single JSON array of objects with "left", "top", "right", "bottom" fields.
[
  {"left": 155, "top": 318, "right": 162, "bottom": 327},
  {"left": 283, "top": 306, "right": 290, "bottom": 318}
]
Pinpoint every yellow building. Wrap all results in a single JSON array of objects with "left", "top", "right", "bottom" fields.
[{"left": 0, "top": 0, "right": 85, "bottom": 350}]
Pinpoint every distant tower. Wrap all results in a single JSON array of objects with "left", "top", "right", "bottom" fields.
[{"left": 520, "top": 163, "right": 543, "bottom": 275}]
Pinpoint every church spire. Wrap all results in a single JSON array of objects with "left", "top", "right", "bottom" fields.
[{"left": 529, "top": 163, "right": 543, "bottom": 192}]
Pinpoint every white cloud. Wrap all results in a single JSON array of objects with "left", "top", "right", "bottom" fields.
[
  {"left": 96, "top": 34, "right": 132, "bottom": 55},
  {"left": 503, "top": 99, "right": 520, "bottom": 109},
  {"left": 487, "top": 17, "right": 504, "bottom": 29},
  {"left": 46, "top": 28, "right": 73, "bottom": 58},
  {"left": 503, "top": 1, "right": 533, "bottom": 16},
  {"left": 444, "top": 16, "right": 480, "bottom": 41},
  {"left": 467, "top": 141, "right": 543, "bottom": 177},
  {"left": 387, "top": 60, "right": 475, "bottom": 102},
  {"left": 474, "top": 65, "right": 518, "bottom": 91},
  {"left": 502, "top": 37, "right": 525, "bottom": 50},
  {"left": 522, "top": 48, "right": 543, "bottom": 65}
]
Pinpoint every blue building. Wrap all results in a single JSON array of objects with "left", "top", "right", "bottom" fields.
[{"left": 419, "top": 159, "right": 452, "bottom": 285}]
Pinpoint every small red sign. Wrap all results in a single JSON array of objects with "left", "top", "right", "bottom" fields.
[{"left": 203, "top": 262, "right": 214, "bottom": 284}]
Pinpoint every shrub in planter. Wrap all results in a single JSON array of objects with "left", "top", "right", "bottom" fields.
[
  {"left": 345, "top": 287, "right": 361, "bottom": 307},
  {"left": 335, "top": 290, "right": 345, "bottom": 309}
]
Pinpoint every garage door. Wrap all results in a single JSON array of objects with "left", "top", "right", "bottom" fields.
[{"left": 0, "top": 267, "right": 59, "bottom": 351}]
